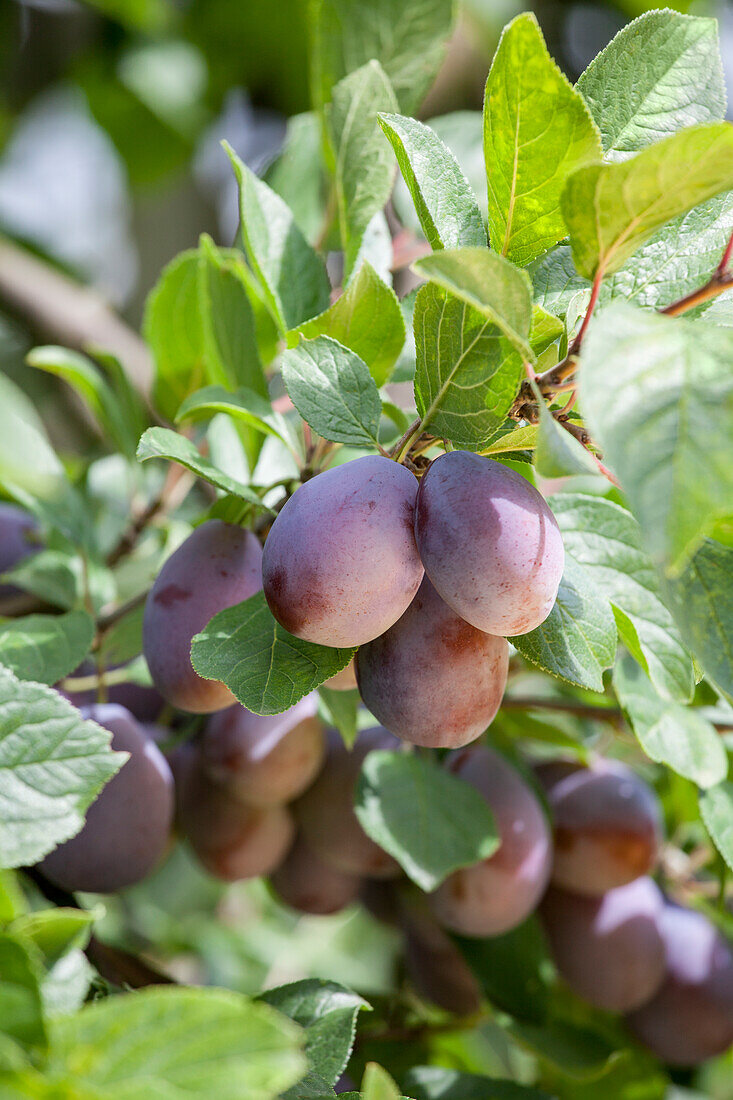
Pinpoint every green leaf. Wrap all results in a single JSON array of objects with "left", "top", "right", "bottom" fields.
[
  {"left": 406, "top": 1066, "right": 553, "bottom": 1099},
  {"left": 47, "top": 986, "right": 305, "bottom": 1100},
  {"left": 309, "top": 0, "right": 453, "bottom": 116},
  {"left": 224, "top": 142, "right": 330, "bottom": 332},
  {"left": 662, "top": 539, "right": 733, "bottom": 700},
  {"left": 508, "top": 1016, "right": 616, "bottom": 1077},
  {"left": 1, "top": 550, "right": 114, "bottom": 615},
  {"left": 354, "top": 750, "right": 499, "bottom": 892},
  {"left": 11, "top": 908, "right": 96, "bottom": 966},
  {"left": 533, "top": 404, "right": 599, "bottom": 478},
  {"left": 0, "top": 374, "right": 67, "bottom": 502},
  {"left": 579, "top": 302, "right": 733, "bottom": 575},
  {"left": 614, "top": 653, "right": 727, "bottom": 788},
  {"left": 512, "top": 554, "right": 617, "bottom": 691},
  {"left": 0, "top": 667, "right": 126, "bottom": 867},
  {"left": 197, "top": 235, "right": 268, "bottom": 399},
  {"left": 479, "top": 422, "right": 539, "bottom": 456},
  {"left": 361, "top": 1064, "right": 401, "bottom": 1100},
  {"left": 453, "top": 915, "right": 551, "bottom": 1024},
  {"left": 280, "top": 336, "right": 382, "bottom": 448},
  {"left": 136, "top": 427, "right": 265, "bottom": 507},
  {"left": 176, "top": 386, "right": 303, "bottom": 461},
  {"left": 294, "top": 263, "right": 405, "bottom": 388},
  {"left": 0, "top": 611, "right": 94, "bottom": 686},
  {"left": 265, "top": 112, "right": 327, "bottom": 244},
  {"left": 191, "top": 591, "right": 355, "bottom": 716},
  {"left": 413, "top": 247, "right": 534, "bottom": 361},
  {"left": 0, "top": 933, "right": 46, "bottom": 1050},
  {"left": 329, "top": 61, "right": 398, "bottom": 278},
  {"left": 26, "top": 346, "right": 138, "bottom": 459},
  {"left": 484, "top": 12, "right": 601, "bottom": 266},
  {"left": 551, "top": 495, "right": 694, "bottom": 703},
  {"left": 379, "top": 113, "right": 486, "bottom": 250},
  {"left": 0, "top": 870, "right": 27, "bottom": 923},
  {"left": 260, "top": 979, "right": 369, "bottom": 1092},
  {"left": 318, "top": 687, "right": 359, "bottom": 749},
  {"left": 700, "top": 782, "right": 733, "bottom": 871},
  {"left": 562, "top": 122, "right": 733, "bottom": 280},
  {"left": 41, "top": 946, "right": 94, "bottom": 1019},
  {"left": 576, "top": 10, "right": 726, "bottom": 161},
  {"left": 143, "top": 249, "right": 206, "bottom": 421}
]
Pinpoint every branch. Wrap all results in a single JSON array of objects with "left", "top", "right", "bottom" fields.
[
  {"left": 0, "top": 237, "right": 152, "bottom": 397},
  {"left": 501, "top": 695, "right": 733, "bottom": 732},
  {"left": 661, "top": 271, "right": 733, "bottom": 317}
]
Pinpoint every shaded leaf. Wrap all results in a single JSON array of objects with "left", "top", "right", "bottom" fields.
[{"left": 0, "top": 611, "right": 95, "bottom": 685}]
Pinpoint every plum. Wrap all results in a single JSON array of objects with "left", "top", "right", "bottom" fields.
[
  {"left": 143, "top": 520, "right": 263, "bottom": 713},
  {"left": 626, "top": 905, "right": 733, "bottom": 1065},
  {"left": 546, "top": 761, "right": 662, "bottom": 895},
  {"left": 540, "top": 879, "right": 666, "bottom": 1011},
  {"left": 356, "top": 576, "right": 508, "bottom": 748},
  {"left": 262, "top": 456, "right": 424, "bottom": 647},
  {"left": 414, "top": 451, "right": 564, "bottom": 636},
  {"left": 294, "top": 727, "right": 401, "bottom": 878},
  {"left": 201, "top": 695, "right": 324, "bottom": 806},
  {"left": 270, "top": 835, "right": 361, "bottom": 915},
  {"left": 40, "top": 704, "right": 174, "bottom": 893},
  {"left": 0, "top": 502, "right": 38, "bottom": 598},
  {"left": 430, "top": 745, "right": 552, "bottom": 937}
]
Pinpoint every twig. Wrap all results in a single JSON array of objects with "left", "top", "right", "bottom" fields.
[
  {"left": 389, "top": 417, "right": 422, "bottom": 463},
  {"left": 106, "top": 464, "right": 194, "bottom": 568},
  {"left": 0, "top": 236, "right": 152, "bottom": 396},
  {"left": 501, "top": 695, "right": 733, "bottom": 732},
  {"left": 661, "top": 272, "right": 733, "bottom": 317}
]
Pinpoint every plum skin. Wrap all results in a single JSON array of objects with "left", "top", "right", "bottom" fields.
[
  {"left": 172, "top": 742, "right": 294, "bottom": 882},
  {"left": 414, "top": 451, "right": 564, "bottom": 636},
  {"left": 269, "top": 835, "right": 361, "bottom": 915},
  {"left": 143, "top": 519, "right": 263, "bottom": 714},
  {"left": 0, "top": 503, "right": 38, "bottom": 598},
  {"left": 293, "top": 727, "right": 401, "bottom": 878},
  {"left": 356, "top": 576, "right": 508, "bottom": 748},
  {"left": 200, "top": 695, "right": 325, "bottom": 807},
  {"left": 540, "top": 878, "right": 666, "bottom": 1012},
  {"left": 626, "top": 905, "right": 733, "bottom": 1065},
  {"left": 40, "top": 704, "right": 174, "bottom": 894},
  {"left": 545, "top": 760, "right": 662, "bottom": 896},
  {"left": 430, "top": 745, "right": 552, "bottom": 937},
  {"left": 262, "top": 455, "right": 424, "bottom": 647}
]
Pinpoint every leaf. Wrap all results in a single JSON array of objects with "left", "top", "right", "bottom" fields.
[
  {"left": 1, "top": 550, "right": 114, "bottom": 615},
  {"left": 479, "top": 423, "right": 539, "bottom": 456},
  {"left": 354, "top": 750, "right": 499, "bottom": 892},
  {"left": 508, "top": 1016, "right": 616, "bottom": 1077},
  {"left": 41, "top": 946, "right": 94, "bottom": 1019},
  {"left": 176, "top": 386, "right": 303, "bottom": 460},
  {"left": 533, "top": 404, "right": 599, "bottom": 478},
  {"left": 614, "top": 653, "right": 727, "bottom": 788},
  {"left": 512, "top": 554, "right": 617, "bottom": 691},
  {"left": 0, "top": 611, "right": 95, "bottom": 685},
  {"left": 562, "top": 122, "right": 733, "bottom": 280},
  {"left": 483, "top": 12, "right": 601, "bottom": 266},
  {"left": 576, "top": 10, "right": 726, "bottom": 161},
  {"left": 0, "top": 933, "right": 46, "bottom": 1050},
  {"left": 191, "top": 591, "right": 355, "bottom": 717},
  {"left": 405, "top": 1066, "right": 553, "bottom": 1100},
  {"left": 413, "top": 248, "right": 534, "bottom": 361},
  {"left": 265, "top": 112, "right": 327, "bottom": 244},
  {"left": 0, "top": 374, "right": 67, "bottom": 501},
  {"left": 143, "top": 249, "right": 206, "bottom": 421},
  {"left": 551, "top": 494, "right": 694, "bottom": 703},
  {"left": 197, "top": 235, "right": 268, "bottom": 399},
  {"left": 309, "top": 0, "right": 453, "bottom": 116},
  {"left": 260, "top": 979, "right": 369, "bottom": 1092},
  {"left": 294, "top": 262, "right": 405, "bottom": 388},
  {"left": 26, "top": 346, "right": 137, "bottom": 459},
  {"left": 329, "top": 61, "right": 398, "bottom": 278},
  {"left": 700, "top": 782, "right": 733, "bottom": 871},
  {"left": 453, "top": 916, "right": 551, "bottom": 1024},
  {"left": 318, "top": 687, "right": 359, "bottom": 749},
  {"left": 379, "top": 113, "right": 486, "bottom": 250},
  {"left": 224, "top": 142, "right": 330, "bottom": 332},
  {"left": 47, "top": 986, "right": 306, "bottom": 1100},
  {"left": 361, "top": 1064, "right": 402, "bottom": 1100},
  {"left": 0, "top": 666, "right": 126, "bottom": 867},
  {"left": 136, "top": 427, "right": 265, "bottom": 507},
  {"left": 662, "top": 539, "right": 733, "bottom": 700},
  {"left": 11, "top": 908, "right": 97, "bottom": 966},
  {"left": 579, "top": 302, "right": 733, "bottom": 576},
  {"left": 280, "top": 336, "right": 382, "bottom": 448}
]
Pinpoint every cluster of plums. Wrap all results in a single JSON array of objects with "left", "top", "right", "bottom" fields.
[
  {"left": 142, "top": 451, "right": 565, "bottom": 749},
  {"left": 36, "top": 690, "right": 733, "bottom": 1069}
]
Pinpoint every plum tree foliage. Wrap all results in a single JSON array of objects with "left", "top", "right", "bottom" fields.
[{"left": 0, "top": 3, "right": 732, "bottom": 1097}]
